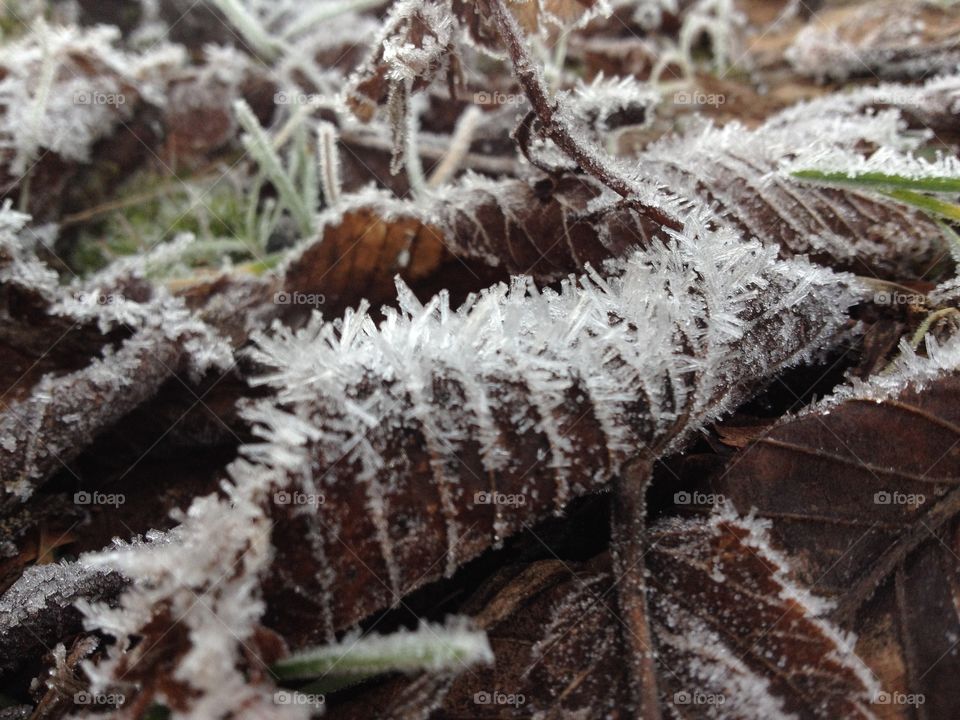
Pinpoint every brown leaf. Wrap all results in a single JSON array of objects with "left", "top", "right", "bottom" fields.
[
  {"left": 715, "top": 356, "right": 960, "bottom": 718},
  {"left": 283, "top": 207, "right": 448, "bottom": 316}
]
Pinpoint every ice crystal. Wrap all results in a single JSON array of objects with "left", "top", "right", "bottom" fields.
[{"left": 813, "top": 331, "right": 960, "bottom": 413}]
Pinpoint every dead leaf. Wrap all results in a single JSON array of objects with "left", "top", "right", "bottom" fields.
[{"left": 716, "top": 362, "right": 960, "bottom": 719}]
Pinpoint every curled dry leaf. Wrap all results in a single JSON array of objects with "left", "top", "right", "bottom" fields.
[
  {"left": 716, "top": 333, "right": 960, "bottom": 719},
  {"left": 331, "top": 511, "right": 877, "bottom": 719}
]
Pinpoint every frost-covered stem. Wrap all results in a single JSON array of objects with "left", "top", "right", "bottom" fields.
[
  {"left": 317, "top": 121, "right": 343, "bottom": 205},
  {"left": 483, "top": 0, "right": 681, "bottom": 231},
  {"left": 209, "top": 0, "right": 284, "bottom": 60},
  {"left": 234, "top": 100, "right": 316, "bottom": 237},
  {"left": 271, "top": 621, "right": 493, "bottom": 684},
  {"left": 405, "top": 91, "right": 427, "bottom": 199},
  {"left": 910, "top": 307, "right": 960, "bottom": 350},
  {"left": 610, "top": 458, "right": 662, "bottom": 720},
  {"left": 428, "top": 106, "right": 483, "bottom": 188}
]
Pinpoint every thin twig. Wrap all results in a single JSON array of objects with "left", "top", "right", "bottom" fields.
[{"left": 483, "top": 0, "right": 681, "bottom": 231}]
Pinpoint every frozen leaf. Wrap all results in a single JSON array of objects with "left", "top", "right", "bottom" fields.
[
  {"left": 0, "top": 22, "right": 184, "bottom": 176},
  {"left": 243, "top": 220, "right": 859, "bottom": 641},
  {"left": 715, "top": 331, "right": 960, "bottom": 719},
  {"left": 0, "top": 557, "right": 123, "bottom": 676},
  {"left": 638, "top": 107, "right": 948, "bottom": 277},
  {"left": 344, "top": 0, "right": 459, "bottom": 123}
]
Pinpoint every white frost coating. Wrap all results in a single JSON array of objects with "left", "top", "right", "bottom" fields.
[
  {"left": 654, "top": 606, "right": 797, "bottom": 720},
  {"left": 768, "top": 72, "right": 960, "bottom": 132},
  {"left": 783, "top": 145, "right": 960, "bottom": 183},
  {"left": 78, "top": 220, "right": 859, "bottom": 716},
  {"left": 712, "top": 506, "right": 881, "bottom": 702},
  {"left": 0, "top": 22, "right": 185, "bottom": 174},
  {"left": 278, "top": 617, "right": 494, "bottom": 677},
  {"left": 635, "top": 105, "right": 943, "bottom": 270},
  {"left": 567, "top": 73, "right": 660, "bottom": 131},
  {"left": 78, "top": 484, "right": 302, "bottom": 720},
  {"left": 808, "top": 333, "right": 960, "bottom": 416}
]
